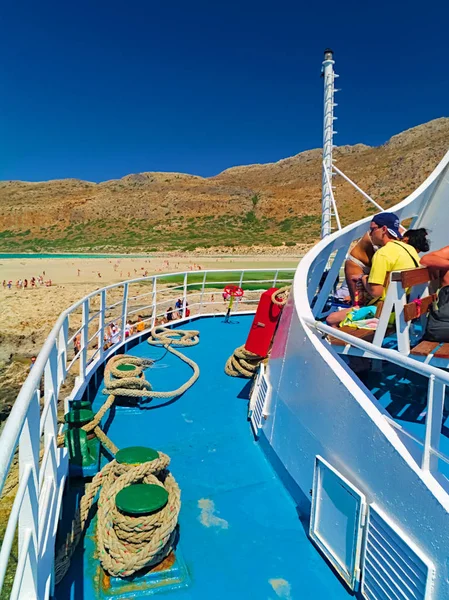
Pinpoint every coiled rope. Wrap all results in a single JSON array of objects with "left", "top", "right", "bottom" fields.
[
  {"left": 54, "top": 325, "right": 198, "bottom": 583},
  {"left": 224, "top": 287, "right": 290, "bottom": 378},
  {"left": 103, "top": 326, "right": 200, "bottom": 400},
  {"left": 55, "top": 451, "right": 180, "bottom": 583},
  {"left": 225, "top": 346, "right": 266, "bottom": 378},
  {"left": 1, "top": 325, "right": 200, "bottom": 497},
  {"left": 270, "top": 286, "right": 290, "bottom": 307}
]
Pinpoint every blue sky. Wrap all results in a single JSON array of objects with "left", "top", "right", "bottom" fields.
[{"left": 0, "top": 0, "right": 447, "bottom": 182}]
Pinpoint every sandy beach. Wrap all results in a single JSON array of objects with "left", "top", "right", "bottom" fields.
[
  {"left": 0, "top": 253, "right": 301, "bottom": 414},
  {"left": 0, "top": 253, "right": 300, "bottom": 287}
]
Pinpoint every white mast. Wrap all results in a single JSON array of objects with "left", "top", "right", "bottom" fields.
[{"left": 321, "top": 48, "right": 338, "bottom": 238}]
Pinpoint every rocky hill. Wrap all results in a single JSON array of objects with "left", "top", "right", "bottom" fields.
[{"left": 0, "top": 117, "right": 448, "bottom": 253}]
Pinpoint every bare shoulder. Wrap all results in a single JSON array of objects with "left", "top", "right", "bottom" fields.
[
  {"left": 349, "top": 232, "right": 374, "bottom": 262},
  {"left": 427, "top": 245, "right": 449, "bottom": 257}
]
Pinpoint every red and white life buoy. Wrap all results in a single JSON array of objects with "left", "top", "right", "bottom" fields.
[{"left": 223, "top": 285, "right": 244, "bottom": 298}]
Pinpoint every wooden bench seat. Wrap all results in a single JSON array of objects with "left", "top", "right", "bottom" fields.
[
  {"left": 328, "top": 326, "right": 377, "bottom": 346},
  {"left": 434, "top": 343, "right": 449, "bottom": 358},
  {"left": 410, "top": 340, "right": 439, "bottom": 356},
  {"left": 410, "top": 341, "right": 449, "bottom": 359}
]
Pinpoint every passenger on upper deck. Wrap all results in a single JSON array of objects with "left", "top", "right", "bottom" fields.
[
  {"left": 345, "top": 231, "right": 376, "bottom": 304},
  {"left": 402, "top": 228, "right": 430, "bottom": 254},
  {"left": 420, "top": 244, "right": 449, "bottom": 286},
  {"left": 327, "top": 213, "right": 420, "bottom": 327},
  {"left": 344, "top": 221, "right": 429, "bottom": 304}
]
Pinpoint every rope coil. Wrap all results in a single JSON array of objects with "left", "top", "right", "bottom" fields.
[
  {"left": 270, "top": 286, "right": 290, "bottom": 307},
  {"left": 224, "top": 287, "right": 290, "bottom": 378},
  {"left": 225, "top": 345, "right": 266, "bottom": 378},
  {"left": 55, "top": 452, "right": 180, "bottom": 583},
  {"left": 102, "top": 326, "right": 200, "bottom": 400},
  {"left": 52, "top": 325, "right": 198, "bottom": 583}
]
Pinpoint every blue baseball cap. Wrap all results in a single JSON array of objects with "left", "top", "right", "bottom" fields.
[{"left": 372, "top": 212, "right": 402, "bottom": 239}]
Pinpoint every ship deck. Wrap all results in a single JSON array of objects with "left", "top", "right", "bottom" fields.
[{"left": 55, "top": 314, "right": 351, "bottom": 600}]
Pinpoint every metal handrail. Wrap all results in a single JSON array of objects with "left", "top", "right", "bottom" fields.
[{"left": 307, "top": 318, "right": 449, "bottom": 387}]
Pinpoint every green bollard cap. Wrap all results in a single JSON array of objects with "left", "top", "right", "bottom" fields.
[
  {"left": 115, "top": 483, "right": 168, "bottom": 515},
  {"left": 116, "top": 446, "right": 159, "bottom": 465},
  {"left": 64, "top": 408, "right": 95, "bottom": 426},
  {"left": 116, "top": 363, "right": 138, "bottom": 372},
  {"left": 70, "top": 400, "right": 92, "bottom": 410}
]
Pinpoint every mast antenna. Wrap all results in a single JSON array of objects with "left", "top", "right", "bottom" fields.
[{"left": 321, "top": 48, "right": 339, "bottom": 238}]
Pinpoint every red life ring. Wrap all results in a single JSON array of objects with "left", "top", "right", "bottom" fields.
[{"left": 224, "top": 285, "right": 244, "bottom": 298}]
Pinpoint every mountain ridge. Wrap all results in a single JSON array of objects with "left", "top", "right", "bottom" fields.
[{"left": 0, "top": 117, "right": 448, "bottom": 253}]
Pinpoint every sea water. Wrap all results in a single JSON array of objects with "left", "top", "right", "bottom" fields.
[{"left": 0, "top": 253, "right": 153, "bottom": 259}]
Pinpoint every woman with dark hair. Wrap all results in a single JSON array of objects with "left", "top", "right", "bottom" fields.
[{"left": 402, "top": 228, "right": 430, "bottom": 253}]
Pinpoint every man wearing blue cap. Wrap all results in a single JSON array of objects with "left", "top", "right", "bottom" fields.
[{"left": 327, "top": 212, "right": 420, "bottom": 326}]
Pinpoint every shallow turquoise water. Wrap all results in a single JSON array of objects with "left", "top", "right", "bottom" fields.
[
  {"left": 0, "top": 253, "right": 152, "bottom": 259},
  {"left": 55, "top": 315, "right": 350, "bottom": 599}
]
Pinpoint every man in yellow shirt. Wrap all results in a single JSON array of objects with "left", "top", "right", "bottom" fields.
[{"left": 327, "top": 213, "right": 420, "bottom": 326}]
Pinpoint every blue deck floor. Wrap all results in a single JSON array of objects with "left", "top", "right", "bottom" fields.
[{"left": 55, "top": 315, "right": 351, "bottom": 600}]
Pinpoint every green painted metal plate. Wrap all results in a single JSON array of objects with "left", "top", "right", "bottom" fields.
[
  {"left": 65, "top": 408, "right": 95, "bottom": 425},
  {"left": 116, "top": 363, "right": 138, "bottom": 372},
  {"left": 65, "top": 428, "right": 96, "bottom": 466},
  {"left": 115, "top": 483, "right": 168, "bottom": 515},
  {"left": 116, "top": 446, "right": 159, "bottom": 465}
]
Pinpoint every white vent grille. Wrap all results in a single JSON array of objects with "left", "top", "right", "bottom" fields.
[
  {"left": 249, "top": 364, "right": 270, "bottom": 436},
  {"left": 362, "top": 505, "right": 435, "bottom": 600}
]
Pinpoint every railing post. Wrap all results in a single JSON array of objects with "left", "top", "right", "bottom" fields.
[
  {"left": 199, "top": 272, "right": 207, "bottom": 315},
  {"left": 79, "top": 299, "right": 89, "bottom": 382},
  {"left": 151, "top": 278, "right": 157, "bottom": 328},
  {"left": 121, "top": 283, "right": 129, "bottom": 343},
  {"left": 372, "top": 280, "right": 396, "bottom": 347},
  {"left": 422, "top": 375, "right": 445, "bottom": 473},
  {"left": 312, "top": 246, "right": 347, "bottom": 318},
  {"left": 99, "top": 289, "right": 106, "bottom": 362},
  {"left": 44, "top": 344, "right": 59, "bottom": 449},
  {"left": 18, "top": 390, "right": 40, "bottom": 598},
  {"left": 392, "top": 279, "right": 410, "bottom": 355},
  {"left": 41, "top": 345, "right": 59, "bottom": 562},
  {"left": 57, "top": 317, "right": 69, "bottom": 392},
  {"left": 272, "top": 270, "right": 279, "bottom": 287},
  {"left": 238, "top": 270, "right": 245, "bottom": 288},
  {"left": 182, "top": 273, "right": 188, "bottom": 318}
]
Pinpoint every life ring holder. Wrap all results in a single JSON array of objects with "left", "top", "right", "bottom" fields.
[{"left": 223, "top": 285, "right": 244, "bottom": 323}]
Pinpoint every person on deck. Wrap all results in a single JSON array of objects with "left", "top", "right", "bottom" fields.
[
  {"left": 327, "top": 213, "right": 420, "bottom": 327},
  {"left": 344, "top": 232, "right": 376, "bottom": 304},
  {"left": 344, "top": 222, "right": 428, "bottom": 305},
  {"left": 402, "top": 228, "right": 430, "bottom": 254},
  {"left": 420, "top": 245, "right": 449, "bottom": 286}
]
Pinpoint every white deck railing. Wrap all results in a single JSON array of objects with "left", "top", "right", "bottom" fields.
[
  {"left": 306, "top": 318, "right": 449, "bottom": 479},
  {"left": 0, "top": 267, "right": 294, "bottom": 599},
  {"left": 295, "top": 149, "right": 449, "bottom": 500}
]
